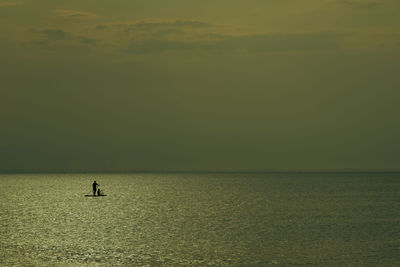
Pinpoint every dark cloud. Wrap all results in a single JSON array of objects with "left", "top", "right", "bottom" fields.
[
  {"left": 173, "top": 20, "right": 212, "bottom": 28},
  {"left": 96, "top": 25, "right": 108, "bottom": 30},
  {"left": 127, "top": 32, "right": 343, "bottom": 54},
  {"left": 38, "top": 29, "right": 98, "bottom": 45},
  {"left": 41, "top": 29, "right": 71, "bottom": 40},
  {"left": 54, "top": 9, "right": 99, "bottom": 19},
  {"left": 128, "top": 39, "right": 198, "bottom": 54},
  {"left": 225, "top": 32, "right": 342, "bottom": 51},
  {"left": 118, "top": 19, "right": 213, "bottom": 32},
  {"left": 79, "top": 37, "right": 98, "bottom": 44},
  {"left": 152, "top": 28, "right": 185, "bottom": 38}
]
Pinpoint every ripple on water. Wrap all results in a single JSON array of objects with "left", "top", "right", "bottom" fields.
[{"left": 0, "top": 172, "right": 399, "bottom": 266}]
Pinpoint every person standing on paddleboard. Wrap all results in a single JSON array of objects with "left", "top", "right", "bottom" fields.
[{"left": 92, "top": 181, "right": 99, "bottom": 196}]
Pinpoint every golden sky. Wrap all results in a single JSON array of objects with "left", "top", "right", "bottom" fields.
[{"left": 1, "top": 0, "right": 399, "bottom": 171}]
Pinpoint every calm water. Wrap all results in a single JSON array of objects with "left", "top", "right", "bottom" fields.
[{"left": 0, "top": 172, "right": 399, "bottom": 266}]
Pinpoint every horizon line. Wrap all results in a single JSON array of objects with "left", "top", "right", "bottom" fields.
[{"left": 1, "top": 169, "right": 400, "bottom": 174}]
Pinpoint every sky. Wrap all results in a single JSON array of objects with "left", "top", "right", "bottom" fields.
[{"left": 1, "top": 0, "right": 399, "bottom": 172}]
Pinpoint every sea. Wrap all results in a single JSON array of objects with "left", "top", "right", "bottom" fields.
[{"left": 0, "top": 172, "right": 399, "bottom": 266}]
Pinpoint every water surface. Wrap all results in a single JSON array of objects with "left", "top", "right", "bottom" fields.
[{"left": 0, "top": 172, "right": 399, "bottom": 266}]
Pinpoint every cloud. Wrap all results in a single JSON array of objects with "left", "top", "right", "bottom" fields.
[
  {"left": 39, "top": 29, "right": 98, "bottom": 45},
  {"left": 128, "top": 39, "right": 199, "bottom": 54},
  {"left": 93, "top": 19, "right": 213, "bottom": 40},
  {"left": 79, "top": 37, "right": 98, "bottom": 44},
  {"left": 96, "top": 25, "right": 108, "bottom": 30},
  {"left": 152, "top": 28, "right": 186, "bottom": 38},
  {"left": 335, "top": 0, "right": 380, "bottom": 8},
  {"left": 0, "top": 2, "right": 21, "bottom": 7},
  {"left": 98, "top": 18, "right": 345, "bottom": 55},
  {"left": 41, "top": 29, "right": 72, "bottom": 40},
  {"left": 33, "top": 19, "right": 344, "bottom": 55},
  {"left": 222, "top": 32, "right": 342, "bottom": 51},
  {"left": 127, "top": 32, "right": 343, "bottom": 54},
  {"left": 112, "top": 19, "right": 213, "bottom": 32},
  {"left": 358, "top": 2, "right": 380, "bottom": 8},
  {"left": 54, "top": 9, "right": 99, "bottom": 19}
]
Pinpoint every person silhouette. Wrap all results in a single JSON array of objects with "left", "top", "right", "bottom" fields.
[
  {"left": 92, "top": 181, "right": 99, "bottom": 196},
  {"left": 97, "top": 188, "right": 101, "bottom": 196}
]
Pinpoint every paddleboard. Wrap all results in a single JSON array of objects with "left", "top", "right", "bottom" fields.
[{"left": 84, "top": 195, "right": 107, "bottom": 197}]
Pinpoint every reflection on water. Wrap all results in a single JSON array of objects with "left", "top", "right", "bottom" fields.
[{"left": 0, "top": 172, "right": 399, "bottom": 266}]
